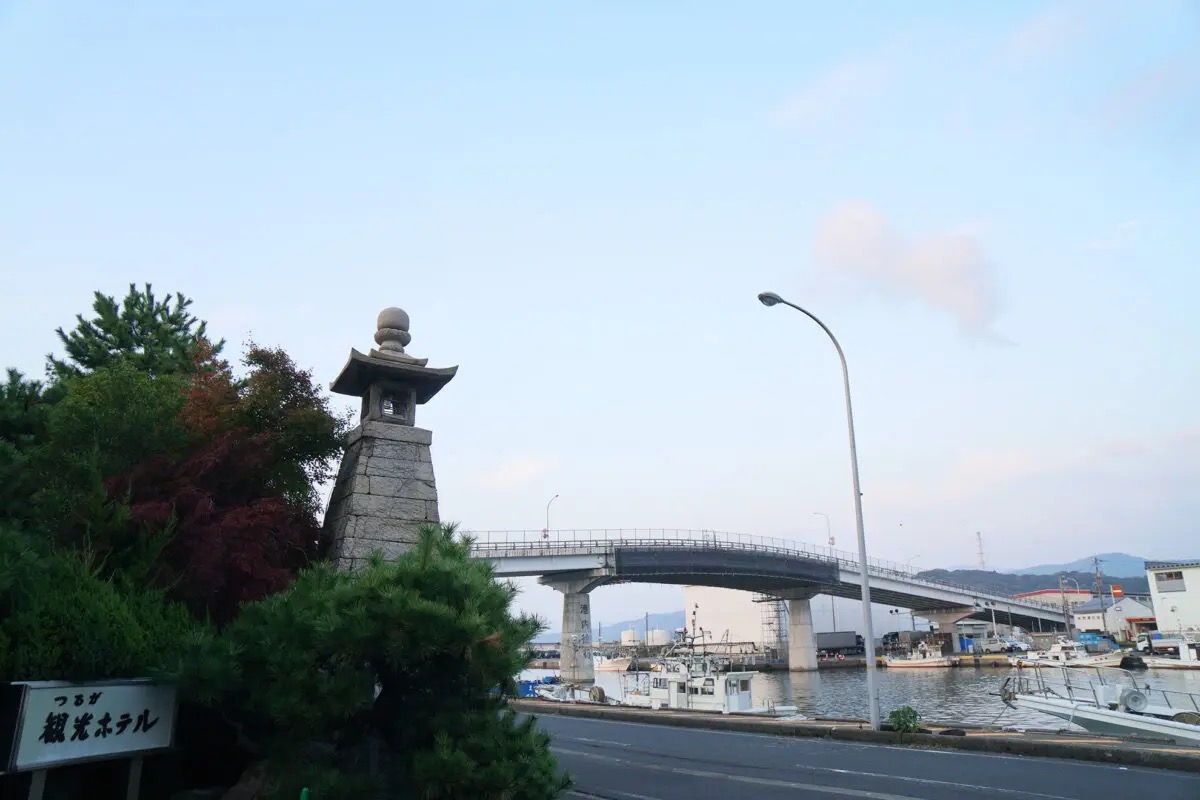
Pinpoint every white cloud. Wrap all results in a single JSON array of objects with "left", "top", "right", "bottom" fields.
[
  {"left": 812, "top": 200, "right": 1002, "bottom": 338},
  {"left": 769, "top": 57, "right": 888, "bottom": 130},
  {"left": 472, "top": 455, "right": 555, "bottom": 491}
]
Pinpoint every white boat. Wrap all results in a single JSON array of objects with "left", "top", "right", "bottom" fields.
[
  {"left": 611, "top": 645, "right": 799, "bottom": 717},
  {"left": 534, "top": 682, "right": 619, "bottom": 705},
  {"left": 1000, "top": 664, "right": 1200, "bottom": 745},
  {"left": 1008, "top": 638, "right": 1125, "bottom": 669},
  {"left": 593, "top": 654, "right": 634, "bottom": 672},
  {"left": 886, "top": 642, "right": 958, "bottom": 669},
  {"left": 634, "top": 654, "right": 800, "bottom": 717}
]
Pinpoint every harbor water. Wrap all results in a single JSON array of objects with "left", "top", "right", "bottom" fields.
[{"left": 520, "top": 666, "right": 1200, "bottom": 729}]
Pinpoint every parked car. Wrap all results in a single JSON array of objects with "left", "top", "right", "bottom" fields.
[
  {"left": 975, "top": 638, "right": 1009, "bottom": 654},
  {"left": 1001, "top": 637, "right": 1030, "bottom": 652}
]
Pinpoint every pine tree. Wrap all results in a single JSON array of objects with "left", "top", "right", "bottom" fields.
[
  {"left": 48, "top": 283, "right": 223, "bottom": 379},
  {"left": 179, "top": 524, "right": 571, "bottom": 800}
]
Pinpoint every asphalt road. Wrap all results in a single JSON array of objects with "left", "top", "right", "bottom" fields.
[{"left": 538, "top": 714, "right": 1200, "bottom": 800}]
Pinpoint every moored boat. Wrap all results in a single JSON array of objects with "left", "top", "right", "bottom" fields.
[
  {"left": 1008, "top": 637, "right": 1126, "bottom": 669},
  {"left": 886, "top": 641, "right": 958, "bottom": 668},
  {"left": 593, "top": 654, "right": 633, "bottom": 672},
  {"left": 1000, "top": 664, "right": 1200, "bottom": 745}
]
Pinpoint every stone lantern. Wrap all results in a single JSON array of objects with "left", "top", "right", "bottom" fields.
[{"left": 322, "top": 307, "right": 458, "bottom": 569}]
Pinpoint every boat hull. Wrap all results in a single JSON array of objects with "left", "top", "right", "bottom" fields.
[
  {"left": 1014, "top": 695, "right": 1200, "bottom": 745},
  {"left": 886, "top": 657, "right": 958, "bottom": 668}
]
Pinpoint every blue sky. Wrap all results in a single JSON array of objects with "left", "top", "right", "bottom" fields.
[{"left": 2, "top": 1, "right": 1197, "bottom": 629}]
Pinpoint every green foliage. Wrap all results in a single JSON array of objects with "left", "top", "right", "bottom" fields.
[
  {"left": 30, "top": 361, "right": 189, "bottom": 534},
  {"left": 0, "top": 528, "right": 198, "bottom": 683},
  {"left": 49, "top": 283, "right": 223, "bottom": 379},
  {"left": 233, "top": 344, "right": 348, "bottom": 514},
  {"left": 888, "top": 705, "right": 921, "bottom": 734},
  {"left": 178, "top": 524, "right": 570, "bottom": 800},
  {"left": 0, "top": 369, "right": 63, "bottom": 525}
]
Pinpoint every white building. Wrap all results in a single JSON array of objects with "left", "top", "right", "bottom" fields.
[
  {"left": 1146, "top": 560, "right": 1200, "bottom": 632},
  {"left": 1072, "top": 596, "right": 1155, "bottom": 640}
]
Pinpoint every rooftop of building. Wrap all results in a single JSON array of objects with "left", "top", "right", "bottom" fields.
[
  {"left": 1072, "top": 596, "right": 1153, "bottom": 614},
  {"left": 1146, "top": 559, "right": 1200, "bottom": 571},
  {"left": 1013, "top": 588, "right": 1092, "bottom": 597}
]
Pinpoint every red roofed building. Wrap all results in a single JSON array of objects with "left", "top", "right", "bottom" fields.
[{"left": 1013, "top": 588, "right": 1093, "bottom": 607}]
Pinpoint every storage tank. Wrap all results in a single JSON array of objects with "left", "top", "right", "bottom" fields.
[
  {"left": 620, "top": 629, "right": 640, "bottom": 646},
  {"left": 647, "top": 629, "right": 670, "bottom": 646}
]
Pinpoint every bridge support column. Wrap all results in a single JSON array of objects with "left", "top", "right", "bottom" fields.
[
  {"left": 543, "top": 575, "right": 606, "bottom": 683},
  {"left": 785, "top": 593, "right": 820, "bottom": 672},
  {"left": 922, "top": 608, "right": 976, "bottom": 654}
]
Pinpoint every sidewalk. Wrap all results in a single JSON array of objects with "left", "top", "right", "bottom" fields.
[{"left": 512, "top": 699, "right": 1200, "bottom": 773}]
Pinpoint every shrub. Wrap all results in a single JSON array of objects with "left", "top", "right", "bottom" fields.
[
  {"left": 177, "top": 524, "right": 571, "bottom": 799},
  {"left": 888, "top": 705, "right": 921, "bottom": 734}
]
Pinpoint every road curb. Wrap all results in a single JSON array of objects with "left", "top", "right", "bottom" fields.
[{"left": 512, "top": 700, "right": 1200, "bottom": 774}]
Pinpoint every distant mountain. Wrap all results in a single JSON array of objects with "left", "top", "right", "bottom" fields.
[
  {"left": 1010, "top": 553, "right": 1149, "bottom": 578},
  {"left": 534, "top": 610, "right": 686, "bottom": 643},
  {"left": 915, "top": 568, "right": 1150, "bottom": 597}
]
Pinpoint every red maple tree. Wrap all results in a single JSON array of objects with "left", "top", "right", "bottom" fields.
[{"left": 104, "top": 342, "right": 344, "bottom": 625}]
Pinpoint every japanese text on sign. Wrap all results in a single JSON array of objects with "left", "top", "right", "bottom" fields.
[{"left": 7, "top": 680, "right": 176, "bottom": 771}]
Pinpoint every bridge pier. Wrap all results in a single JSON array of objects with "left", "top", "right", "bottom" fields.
[
  {"left": 923, "top": 608, "right": 976, "bottom": 653},
  {"left": 543, "top": 575, "right": 606, "bottom": 683},
  {"left": 783, "top": 592, "right": 820, "bottom": 672}
]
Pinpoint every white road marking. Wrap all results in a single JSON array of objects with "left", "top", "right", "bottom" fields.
[
  {"left": 538, "top": 713, "right": 1179, "bottom": 777},
  {"left": 795, "top": 765, "right": 1077, "bottom": 800},
  {"left": 555, "top": 746, "right": 927, "bottom": 800},
  {"left": 562, "top": 735, "right": 633, "bottom": 748}
]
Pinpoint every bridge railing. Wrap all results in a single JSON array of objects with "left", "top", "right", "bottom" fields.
[{"left": 464, "top": 528, "right": 1058, "bottom": 616}]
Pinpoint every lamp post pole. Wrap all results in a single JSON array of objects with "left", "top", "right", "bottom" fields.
[
  {"left": 758, "top": 291, "right": 880, "bottom": 730},
  {"left": 814, "top": 512, "right": 836, "bottom": 630},
  {"left": 545, "top": 494, "right": 559, "bottom": 537}
]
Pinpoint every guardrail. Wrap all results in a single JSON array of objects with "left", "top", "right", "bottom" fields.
[{"left": 464, "top": 529, "right": 1062, "bottom": 617}]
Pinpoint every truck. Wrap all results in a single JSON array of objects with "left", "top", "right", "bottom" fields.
[
  {"left": 1136, "top": 631, "right": 1187, "bottom": 654},
  {"left": 815, "top": 631, "right": 864, "bottom": 656}
]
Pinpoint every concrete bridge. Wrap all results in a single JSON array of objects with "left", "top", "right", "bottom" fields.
[{"left": 466, "top": 529, "right": 1069, "bottom": 681}]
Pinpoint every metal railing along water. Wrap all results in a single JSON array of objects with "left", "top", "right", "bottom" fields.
[
  {"left": 1017, "top": 665, "right": 1200, "bottom": 715},
  {"left": 464, "top": 528, "right": 1057, "bottom": 615}
]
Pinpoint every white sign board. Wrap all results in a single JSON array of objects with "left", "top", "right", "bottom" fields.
[{"left": 7, "top": 680, "right": 177, "bottom": 771}]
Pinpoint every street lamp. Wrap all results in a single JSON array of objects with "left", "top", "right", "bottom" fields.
[
  {"left": 544, "top": 493, "right": 559, "bottom": 538},
  {"left": 813, "top": 512, "right": 834, "bottom": 549},
  {"left": 758, "top": 291, "right": 880, "bottom": 730},
  {"left": 890, "top": 608, "right": 916, "bottom": 632},
  {"left": 906, "top": 554, "right": 922, "bottom": 574}
]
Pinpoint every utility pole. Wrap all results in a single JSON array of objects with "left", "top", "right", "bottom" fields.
[
  {"left": 976, "top": 531, "right": 986, "bottom": 571},
  {"left": 1094, "top": 557, "right": 1109, "bottom": 636},
  {"left": 1059, "top": 573, "right": 1071, "bottom": 635}
]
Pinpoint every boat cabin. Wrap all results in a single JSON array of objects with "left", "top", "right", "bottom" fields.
[{"left": 644, "top": 669, "right": 755, "bottom": 713}]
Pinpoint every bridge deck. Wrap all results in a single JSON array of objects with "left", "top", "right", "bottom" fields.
[{"left": 467, "top": 529, "right": 1066, "bottom": 626}]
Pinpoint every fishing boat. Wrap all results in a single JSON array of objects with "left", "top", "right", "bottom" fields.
[
  {"left": 1008, "top": 637, "right": 1126, "bottom": 669},
  {"left": 534, "top": 681, "right": 619, "bottom": 705},
  {"left": 885, "top": 641, "right": 958, "bottom": 668},
  {"left": 1000, "top": 664, "right": 1200, "bottom": 745},
  {"left": 592, "top": 654, "right": 634, "bottom": 672},
  {"left": 617, "top": 651, "right": 799, "bottom": 717}
]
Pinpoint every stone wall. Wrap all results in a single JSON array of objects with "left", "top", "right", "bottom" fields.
[{"left": 323, "top": 420, "right": 441, "bottom": 570}]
